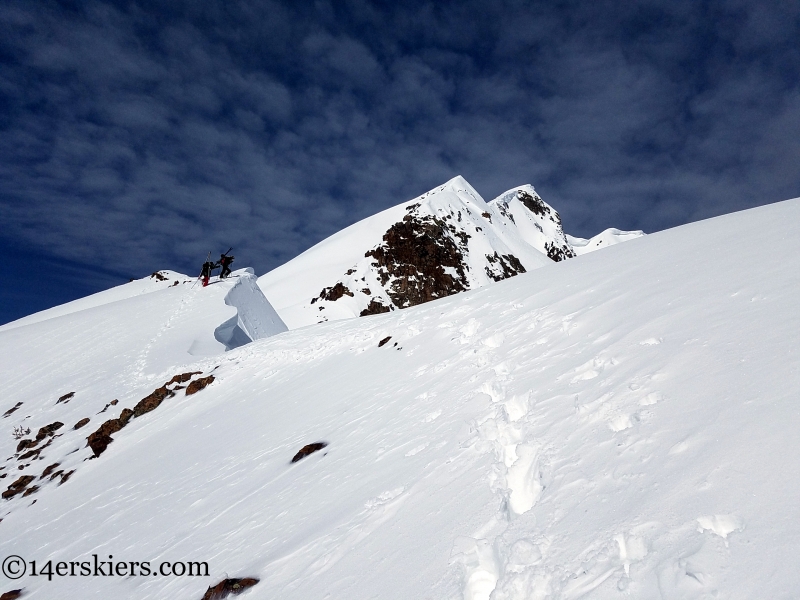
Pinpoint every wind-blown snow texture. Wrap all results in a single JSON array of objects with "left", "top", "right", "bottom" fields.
[
  {"left": 258, "top": 176, "right": 641, "bottom": 329},
  {"left": 1, "top": 199, "right": 799, "bottom": 599}
]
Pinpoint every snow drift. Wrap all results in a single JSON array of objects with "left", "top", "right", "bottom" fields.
[{"left": 215, "top": 269, "right": 288, "bottom": 350}]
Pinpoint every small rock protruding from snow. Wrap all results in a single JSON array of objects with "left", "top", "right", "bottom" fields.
[
  {"left": 291, "top": 442, "right": 328, "bottom": 463},
  {"left": 200, "top": 577, "right": 260, "bottom": 600}
]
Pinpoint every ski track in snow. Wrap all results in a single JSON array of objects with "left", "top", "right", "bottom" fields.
[{"left": 129, "top": 285, "right": 199, "bottom": 384}]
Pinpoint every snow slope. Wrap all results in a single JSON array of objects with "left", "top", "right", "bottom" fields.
[
  {"left": 258, "top": 177, "right": 641, "bottom": 329},
  {"left": 567, "top": 229, "right": 645, "bottom": 256},
  {"left": 0, "top": 268, "right": 285, "bottom": 385},
  {"left": 2, "top": 199, "right": 799, "bottom": 599},
  {"left": 0, "top": 270, "right": 192, "bottom": 333}
]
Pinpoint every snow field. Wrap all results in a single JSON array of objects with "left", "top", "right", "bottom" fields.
[{"left": 0, "top": 199, "right": 799, "bottom": 599}]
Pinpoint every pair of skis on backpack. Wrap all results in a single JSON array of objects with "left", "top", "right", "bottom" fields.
[{"left": 198, "top": 248, "right": 235, "bottom": 287}]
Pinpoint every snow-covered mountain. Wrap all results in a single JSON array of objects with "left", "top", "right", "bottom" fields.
[
  {"left": 258, "top": 176, "right": 642, "bottom": 329},
  {"left": 1, "top": 196, "right": 799, "bottom": 600}
]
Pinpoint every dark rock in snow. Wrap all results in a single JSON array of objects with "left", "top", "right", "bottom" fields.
[
  {"left": 2, "top": 475, "right": 35, "bottom": 499},
  {"left": 378, "top": 336, "right": 392, "bottom": 347},
  {"left": 85, "top": 373, "right": 208, "bottom": 458},
  {"left": 544, "top": 241, "right": 576, "bottom": 262},
  {"left": 365, "top": 212, "right": 470, "bottom": 309},
  {"left": 185, "top": 376, "right": 215, "bottom": 396},
  {"left": 0, "top": 589, "right": 24, "bottom": 600},
  {"left": 17, "top": 449, "right": 39, "bottom": 462},
  {"left": 2, "top": 402, "right": 23, "bottom": 418},
  {"left": 73, "top": 418, "right": 90, "bottom": 430},
  {"left": 517, "top": 190, "right": 549, "bottom": 218},
  {"left": 133, "top": 385, "right": 175, "bottom": 417},
  {"left": 291, "top": 442, "right": 328, "bottom": 463},
  {"left": 40, "top": 463, "right": 60, "bottom": 478},
  {"left": 360, "top": 299, "right": 392, "bottom": 316},
  {"left": 87, "top": 409, "right": 134, "bottom": 456},
  {"left": 168, "top": 371, "right": 202, "bottom": 385},
  {"left": 56, "top": 392, "right": 75, "bottom": 404},
  {"left": 484, "top": 252, "right": 526, "bottom": 282},
  {"left": 15, "top": 438, "right": 37, "bottom": 453},
  {"left": 200, "top": 578, "right": 259, "bottom": 600},
  {"left": 87, "top": 433, "right": 114, "bottom": 458},
  {"left": 317, "top": 282, "right": 354, "bottom": 302},
  {"left": 35, "top": 422, "right": 63, "bottom": 440}
]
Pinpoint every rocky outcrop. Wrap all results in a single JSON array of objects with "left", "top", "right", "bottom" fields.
[
  {"left": 2, "top": 475, "right": 35, "bottom": 499},
  {"left": 87, "top": 409, "right": 133, "bottom": 457},
  {"left": 365, "top": 211, "right": 470, "bottom": 309},
  {"left": 490, "top": 187, "right": 576, "bottom": 263},
  {"left": 87, "top": 372, "right": 212, "bottom": 457},
  {"left": 359, "top": 299, "right": 391, "bottom": 316},
  {"left": 313, "top": 283, "right": 354, "bottom": 303},
  {"left": 544, "top": 241, "right": 575, "bottom": 262},
  {"left": 132, "top": 385, "right": 175, "bottom": 418},
  {"left": 292, "top": 178, "right": 576, "bottom": 324},
  {"left": 185, "top": 376, "right": 215, "bottom": 396},
  {"left": 36, "top": 422, "right": 63, "bottom": 440},
  {"left": 16, "top": 438, "right": 37, "bottom": 453},
  {"left": 517, "top": 189, "right": 549, "bottom": 217},
  {"left": 485, "top": 252, "right": 527, "bottom": 281}
]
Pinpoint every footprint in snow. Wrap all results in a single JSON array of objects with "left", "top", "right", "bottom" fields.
[
  {"left": 697, "top": 514, "right": 744, "bottom": 541},
  {"left": 482, "top": 332, "right": 505, "bottom": 348},
  {"left": 639, "top": 391, "right": 663, "bottom": 406},
  {"left": 423, "top": 409, "right": 442, "bottom": 422}
]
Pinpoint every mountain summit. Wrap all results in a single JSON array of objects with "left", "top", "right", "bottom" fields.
[{"left": 259, "top": 176, "right": 642, "bottom": 328}]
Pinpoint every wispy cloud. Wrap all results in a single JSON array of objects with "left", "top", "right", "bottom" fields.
[{"left": 0, "top": 0, "right": 798, "bottom": 323}]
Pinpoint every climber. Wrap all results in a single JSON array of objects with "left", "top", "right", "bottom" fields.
[
  {"left": 200, "top": 260, "right": 217, "bottom": 287},
  {"left": 218, "top": 250, "right": 235, "bottom": 279}
]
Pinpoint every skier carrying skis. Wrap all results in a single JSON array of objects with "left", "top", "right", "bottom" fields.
[
  {"left": 219, "top": 250, "right": 234, "bottom": 279},
  {"left": 200, "top": 260, "right": 217, "bottom": 287}
]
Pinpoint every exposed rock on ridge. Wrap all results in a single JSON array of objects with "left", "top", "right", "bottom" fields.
[
  {"left": 258, "top": 176, "right": 645, "bottom": 329},
  {"left": 302, "top": 178, "right": 568, "bottom": 322},
  {"left": 364, "top": 210, "right": 470, "bottom": 308}
]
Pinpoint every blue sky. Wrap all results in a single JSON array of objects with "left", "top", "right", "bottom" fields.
[{"left": 1, "top": 0, "right": 799, "bottom": 324}]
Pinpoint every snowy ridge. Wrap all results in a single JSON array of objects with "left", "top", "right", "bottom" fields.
[
  {"left": 0, "top": 270, "right": 191, "bottom": 333},
  {"left": 260, "top": 176, "right": 613, "bottom": 329},
  {"left": 568, "top": 228, "right": 645, "bottom": 256},
  {"left": 296, "top": 176, "right": 554, "bottom": 325},
  {"left": 1, "top": 197, "right": 799, "bottom": 599},
  {"left": 487, "top": 185, "right": 575, "bottom": 262}
]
